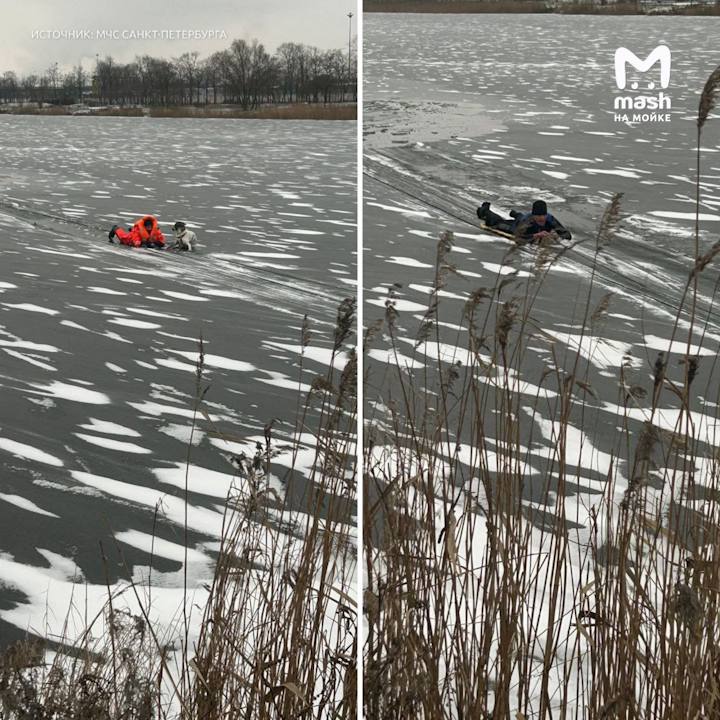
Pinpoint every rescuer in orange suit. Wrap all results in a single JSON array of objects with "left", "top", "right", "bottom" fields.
[{"left": 108, "top": 215, "right": 166, "bottom": 248}]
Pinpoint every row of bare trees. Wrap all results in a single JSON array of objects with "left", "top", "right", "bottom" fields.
[{"left": 0, "top": 38, "right": 357, "bottom": 108}]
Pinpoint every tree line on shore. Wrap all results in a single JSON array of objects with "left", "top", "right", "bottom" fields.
[
  {"left": 363, "top": 0, "right": 720, "bottom": 13},
  {"left": 0, "top": 38, "right": 357, "bottom": 109}
]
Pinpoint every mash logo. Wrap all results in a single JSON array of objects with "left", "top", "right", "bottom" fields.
[
  {"left": 615, "top": 45, "right": 671, "bottom": 90},
  {"left": 613, "top": 45, "right": 672, "bottom": 123}
]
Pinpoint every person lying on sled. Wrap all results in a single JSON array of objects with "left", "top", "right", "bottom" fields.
[
  {"left": 477, "top": 199, "right": 572, "bottom": 242},
  {"left": 108, "top": 215, "right": 166, "bottom": 248},
  {"left": 167, "top": 221, "right": 198, "bottom": 252}
]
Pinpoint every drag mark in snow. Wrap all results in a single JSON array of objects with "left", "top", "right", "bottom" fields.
[
  {"left": 31, "top": 248, "right": 92, "bottom": 259},
  {"left": 366, "top": 201, "right": 432, "bottom": 218},
  {"left": 238, "top": 252, "right": 301, "bottom": 259}
]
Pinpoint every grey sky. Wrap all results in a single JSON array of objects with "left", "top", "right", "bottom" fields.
[{"left": 1, "top": 0, "right": 356, "bottom": 76}]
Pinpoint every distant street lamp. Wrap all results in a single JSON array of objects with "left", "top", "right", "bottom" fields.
[
  {"left": 95, "top": 53, "right": 100, "bottom": 103},
  {"left": 347, "top": 11, "right": 353, "bottom": 98}
]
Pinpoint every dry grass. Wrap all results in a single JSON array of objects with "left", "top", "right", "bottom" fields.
[
  {"left": 184, "top": 305, "right": 357, "bottom": 719},
  {"left": 0, "top": 104, "right": 356, "bottom": 120},
  {"left": 0, "top": 105, "right": 68, "bottom": 116},
  {"left": 93, "top": 108, "right": 145, "bottom": 117},
  {"left": 0, "top": 610, "right": 163, "bottom": 719},
  {"left": 149, "top": 104, "right": 357, "bottom": 120}
]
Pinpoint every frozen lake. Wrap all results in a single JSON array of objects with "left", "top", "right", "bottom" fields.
[
  {"left": 364, "top": 15, "right": 720, "bottom": 713},
  {"left": 364, "top": 14, "right": 720, "bottom": 532},
  {"left": 0, "top": 116, "right": 356, "bottom": 647}
]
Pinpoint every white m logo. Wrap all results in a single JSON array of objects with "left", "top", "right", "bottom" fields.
[{"left": 614, "top": 45, "right": 671, "bottom": 90}]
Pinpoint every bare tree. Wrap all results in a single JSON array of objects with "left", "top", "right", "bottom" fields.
[
  {"left": 72, "top": 65, "right": 85, "bottom": 103},
  {"left": 4, "top": 36, "right": 356, "bottom": 108},
  {"left": 46, "top": 62, "right": 60, "bottom": 104},
  {"left": 0, "top": 71, "right": 18, "bottom": 104},
  {"left": 175, "top": 51, "right": 200, "bottom": 105},
  {"left": 206, "top": 51, "right": 228, "bottom": 104}
]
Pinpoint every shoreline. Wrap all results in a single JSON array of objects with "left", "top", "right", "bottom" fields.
[
  {"left": 363, "top": 2, "right": 720, "bottom": 14},
  {"left": 0, "top": 103, "right": 357, "bottom": 121}
]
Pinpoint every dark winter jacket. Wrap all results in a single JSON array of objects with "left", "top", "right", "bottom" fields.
[{"left": 511, "top": 212, "right": 572, "bottom": 240}]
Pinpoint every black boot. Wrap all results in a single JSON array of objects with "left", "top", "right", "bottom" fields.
[
  {"left": 108, "top": 224, "right": 119, "bottom": 242},
  {"left": 509, "top": 210, "right": 521, "bottom": 219},
  {"left": 476, "top": 202, "right": 491, "bottom": 220}
]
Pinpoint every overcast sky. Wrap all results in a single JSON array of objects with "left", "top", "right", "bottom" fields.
[{"left": 1, "top": 0, "right": 356, "bottom": 76}]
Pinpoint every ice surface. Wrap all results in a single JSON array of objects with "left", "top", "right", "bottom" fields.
[
  {"left": 0, "top": 116, "right": 356, "bottom": 650},
  {"left": 364, "top": 16, "right": 720, "bottom": 711}
]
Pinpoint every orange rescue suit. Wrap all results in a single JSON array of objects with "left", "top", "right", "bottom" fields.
[{"left": 114, "top": 215, "right": 166, "bottom": 247}]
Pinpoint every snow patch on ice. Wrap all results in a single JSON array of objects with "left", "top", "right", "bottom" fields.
[
  {"left": 3, "top": 303, "right": 59, "bottom": 315},
  {"left": 160, "top": 291, "right": 210, "bottom": 302},
  {"left": 78, "top": 418, "right": 140, "bottom": 437},
  {"left": 29, "top": 381, "right": 110, "bottom": 405},
  {"left": 166, "top": 349, "right": 255, "bottom": 372},
  {"left": 0, "top": 437, "right": 64, "bottom": 467},
  {"left": 109, "top": 318, "right": 162, "bottom": 330},
  {"left": 87, "top": 287, "right": 128, "bottom": 296},
  {"left": 0, "top": 493, "right": 59, "bottom": 518},
  {"left": 74, "top": 433, "right": 152, "bottom": 454}
]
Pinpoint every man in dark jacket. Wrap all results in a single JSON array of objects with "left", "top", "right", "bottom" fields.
[{"left": 477, "top": 199, "right": 571, "bottom": 242}]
